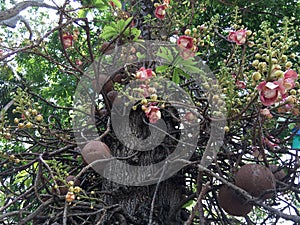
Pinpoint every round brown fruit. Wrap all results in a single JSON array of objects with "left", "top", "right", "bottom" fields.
[
  {"left": 218, "top": 185, "right": 253, "bottom": 216},
  {"left": 100, "top": 42, "right": 114, "bottom": 54},
  {"left": 269, "top": 164, "right": 286, "bottom": 181},
  {"left": 235, "top": 164, "right": 276, "bottom": 200},
  {"left": 81, "top": 141, "right": 111, "bottom": 171},
  {"left": 92, "top": 75, "right": 113, "bottom": 94},
  {"left": 107, "top": 90, "right": 119, "bottom": 103},
  {"left": 113, "top": 73, "right": 127, "bottom": 84}
]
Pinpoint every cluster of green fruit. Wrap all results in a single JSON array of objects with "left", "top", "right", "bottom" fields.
[
  {"left": 0, "top": 150, "right": 21, "bottom": 168},
  {"left": 13, "top": 109, "right": 43, "bottom": 129}
]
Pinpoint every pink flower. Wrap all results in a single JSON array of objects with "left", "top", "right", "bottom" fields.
[
  {"left": 236, "top": 80, "right": 246, "bottom": 89},
  {"left": 257, "top": 81, "right": 282, "bottom": 106},
  {"left": 179, "top": 48, "right": 197, "bottom": 60},
  {"left": 65, "top": 191, "right": 75, "bottom": 202},
  {"left": 177, "top": 35, "right": 194, "bottom": 49},
  {"left": 145, "top": 106, "right": 161, "bottom": 123},
  {"left": 228, "top": 29, "right": 247, "bottom": 45},
  {"left": 284, "top": 69, "right": 298, "bottom": 80},
  {"left": 136, "top": 67, "right": 154, "bottom": 80},
  {"left": 283, "top": 69, "right": 298, "bottom": 90},
  {"left": 177, "top": 35, "right": 197, "bottom": 59},
  {"left": 62, "top": 34, "right": 73, "bottom": 49},
  {"left": 76, "top": 59, "right": 83, "bottom": 65},
  {"left": 154, "top": 5, "right": 166, "bottom": 19},
  {"left": 228, "top": 31, "right": 236, "bottom": 42}
]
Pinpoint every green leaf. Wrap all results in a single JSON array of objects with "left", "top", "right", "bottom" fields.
[
  {"left": 136, "top": 52, "right": 146, "bottom": 59},
  {"left": 157, "top": 47, "right": 174, "bottom": 63},
  {"left": 0, "top": 65, "right": 14, "bottom": 81},
  {"left": 100, "top": 18, "right": 134, "bottom": 40},
  {"left": 183, "top": 199, "right": 195, "bottom": 209},
  {"left": 78, "top": 9, "right": 88, "bottom": 18},
  {"left": 175, "top": 67, "right": 190, "bottom": 79},
  {"left": 124, "top": 17, "right": 133, "bottom": 28},
  {"left": 116, "top": 17, "right": 132, "bottom": 32},
  {"left": 132, "top": 28, "right": 141, "bottom": 41},
  {"left": 172, "top": 68, "right": 181, "bottom": 84},
  {"left": 13, "top": 169, "right": 29, "bottom": 185},
  {"left": 182, "top": 64, "right": 203, "bottom": 74},
  {"left": 100, "top": 25, "right": 118, "bottom": 39},
  {"left": 155, "top": 65, "right": 169, "bottom": 73},
  {"left": 92, "top": 0, "right": 108, "bottom": 9}
]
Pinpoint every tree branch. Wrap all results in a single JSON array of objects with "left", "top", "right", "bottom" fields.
[{"left": 0, "top": 1, "right": 57, "bottom": 22}]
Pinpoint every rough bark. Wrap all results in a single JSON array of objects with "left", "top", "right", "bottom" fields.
[{"left": 100, "top": 105, "right": 189, "bottom": 225}]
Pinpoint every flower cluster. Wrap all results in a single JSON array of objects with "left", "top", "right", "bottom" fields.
[
  {"left": 177, "top": 35, "right": 197, "bottom": 60},
  {"left": 62, "top": 30, "right": 80, "bottom": 49},
  {"left": 228, "top": 29, "right": 247, "bottom": 45},
  {"left": 154, "top": 0, "right": 170, "bottom": 20},
  {"left": 142, "top": 104, "right": 161, "bottom": 124},
  {"left": 135, "top": 67, "right": 161, "bottom": 123},
  {"left": 62, "top": 33, "right": 73, "bottom": 49},
  {"left": 257, "top": 69, "right": 298, "bottom": 106},
  {"left": 136, "top": 67, "right": 155, "bottom": 80}
]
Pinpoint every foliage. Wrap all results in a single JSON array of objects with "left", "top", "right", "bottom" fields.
[{"left": 0, "top": 0, "right": 300, "bottom": 224}]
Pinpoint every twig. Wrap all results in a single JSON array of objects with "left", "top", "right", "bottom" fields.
[
  {"left": 184, "top": 182, "right": 210, "bottom": 225},
  {"left": 0, "top": 99, "right": 14, "bottom": 116},
  {"left": 63, "top": 201, "right": 68, "bottom": 225},
  {"left": 0, "top": 1, "right": 57, "bottom": 22},
  {"left": 0, "top": 18, "right": 78, "bottom": 61},
  {"left": 148, "top": 160, "right": 168, "bottom": 225},
  {"left": 18, "top": 198, "right": 54, "bottom": 225}
]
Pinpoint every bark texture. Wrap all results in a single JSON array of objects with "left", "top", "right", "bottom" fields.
[{"left": 98, "top": 103, "right": 189, "bottom": 224}]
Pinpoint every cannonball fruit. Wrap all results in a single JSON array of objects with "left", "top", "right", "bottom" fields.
[
  {"left": 92, "top": 75, "right": 113, "bottom": 94},
  {"left": 81, "top": 141, "right": 111, "bottom": 171},
  {"left": 235, "top": 164, "right": 276, "bottom": 200},
  {"left": 107, "top": 90, "right": 119, "bottom": 103},
  {"left": 269, "top": 164, "right": 286, "bottom": 181},
  {"left": 113, "top": 73, "right": 127, "bottom": 84},
  {"left": 100, "top": 42, "right": 114, "bottom": 54},
  {"left": 218, "top": 185, "right": 253, "bottom": 216}
]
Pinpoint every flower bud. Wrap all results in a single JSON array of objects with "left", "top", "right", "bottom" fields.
[
  {"left": 252, "top": 72, "right": 261, "bottom": 81},
  {"left": 184, "top": 29, "right": 191, "bottom": 35},
  {"left": 252, "top": 60, "right": 259, "bottom": 67}
]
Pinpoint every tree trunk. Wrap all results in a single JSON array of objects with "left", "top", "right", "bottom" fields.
[
  {"left": 91, "top": 1, "right": 190, "bottom": 224},
  {"left": 100, "top": 105, "right": 189, "bottom": 224}
]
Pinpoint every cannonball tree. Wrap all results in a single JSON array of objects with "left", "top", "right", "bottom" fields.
[{"left": 0, "top": 0, "right": 300, "bottom": 224}]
